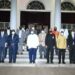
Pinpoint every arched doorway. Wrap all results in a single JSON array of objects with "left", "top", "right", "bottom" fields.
[{"left": 20, "top": 1, "right": 50, "bottom": 30}]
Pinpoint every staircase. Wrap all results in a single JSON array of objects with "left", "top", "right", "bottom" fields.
[
  {"left": 0, "top": 45, "right": 75, "bottom": 75},
  {"left": 4, "top": 45, "right": 69, "bottom": 64}
]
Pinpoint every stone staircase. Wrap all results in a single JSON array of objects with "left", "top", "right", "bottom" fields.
[
  {"left": 4, "top": 45, "right": 69, "bottom": 64},
  {"left": 1, "top": 46, "right": 75, "bottom": 75}
]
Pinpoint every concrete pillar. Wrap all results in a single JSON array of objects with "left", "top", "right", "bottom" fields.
[
  {"left": 10, "top": 0, "right": 17, "bottom": 30},
  {"left": 54, "top": 0, "right": 61, "bottom": 31},
  {"left": 51, "top": 11, "right": 55, "bottom": 29},
  {"left": 50, "top": 0, "right": 55, "bottom": 29},
  {"left": 16, "top": 0, "right": 20, "bottom": 29}
]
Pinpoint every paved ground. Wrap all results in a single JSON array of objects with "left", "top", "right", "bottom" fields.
[
  {"left": 0, "top": 64, "right": 75, "bottom": 75},
  {"left": 0, "top": 47, "right": 75, "bottom": 75}
]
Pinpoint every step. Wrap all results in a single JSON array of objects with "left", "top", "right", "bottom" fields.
[
  {"left": 4, "top": 58, "right": 69, "bottom": 64},
  {"left": 6, "top": 54, "right": 69, "bottom": 59}
]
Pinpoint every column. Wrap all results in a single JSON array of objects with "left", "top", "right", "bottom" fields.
[
  {"left": 16, "top": 0, "right": 20, "bottom": 29},
  {"left": 50, "top": 0, "right": 55, "bottom": 29},
  {"left": 54, "top": 0, "right": 61, "bottom": 31},
  {"left": 10, "top": 0, "right": 17, "bottom": 30}
]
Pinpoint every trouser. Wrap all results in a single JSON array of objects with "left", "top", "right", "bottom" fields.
[
  {"left": 39, "top": 45, "right": 46, "bottom": 58},
  {"left": 18, "top": 43, "right": 23, "bottom": 53},
  {"left": 18, "top": 38, "right": 24, "bottom": 54},
  {"left": 46, "top": 47, "right": 54, "bottom": 63},
  {"left": 55, "top": 47, "right": 59, "bottom": 55},
  {"left": 4, "top": 47, "right": 8, "bottom": 58},
  {"left": 69, "top": 45, "right": 73, "bottom": 63},
  {"left": 70, "top": 45, "right": 75, "bottom": 63},
  {"left": 9, "top": 46, "right": 17, "bottom": 63},
  {"left": 29, "top": 48, "right": 37, "bottom": 63},
  {"left": 0, "top": 46, "right": 5, "bottom": 62},
  {"left": 58, "top": 49, "right": 65, "bottom": 63}
]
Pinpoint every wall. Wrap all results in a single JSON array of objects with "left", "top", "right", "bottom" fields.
[
  {"left": 16, "top": 0, "right": 55, "bottom": 28},
  {"left": 61, "top": 0, "right": 75, "bottom": 6},
  {"left": 20, "top": 0, "right": 52, "bottom": 11}
]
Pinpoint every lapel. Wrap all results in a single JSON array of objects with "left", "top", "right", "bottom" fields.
[
  {"left": 1, "top": 34, "right": 4, "bottom": 39},
  {"left": 11, "top": 34, "right": 15, "bottom": 40}
]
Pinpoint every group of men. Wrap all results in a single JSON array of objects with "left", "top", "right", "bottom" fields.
[
  {"left": 27, "top": 26, "right": 75, "bottom": 64},
  {"left": 0, "top": 28, "right": 19, "bottom": 63},
  {"left": 38, "top": 27, "right": 67, "bottom": 64},
  {"left": 0, "top": 26, "right": 75, "bottom": 64}
]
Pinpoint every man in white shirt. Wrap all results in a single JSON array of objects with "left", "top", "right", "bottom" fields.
[{"left": 27, "top": 30, "right": 39, "bottom": 63}]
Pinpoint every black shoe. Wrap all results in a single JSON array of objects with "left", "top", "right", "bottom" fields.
[
  {"left": 9, "top": 61, "right": 12, "bottom": 63},
  {"left": 33, "top": 61, "right": 35, "bottom": 63},
  {"left": 58, "top": 62, "right": 61, "bottom": 64},
  {"left": 30, "top": 61, "right": 32, "bottom": 63},
  {"left": 62, "top": 62, "right": 66, "bottom": 64},
  {"left": 0, "top": 60, "right": 1, "bottom": 63},
  {"left": 46, "top": 61, "right": 49, "bottom": 64},
  {"left": 62, "top": 61, "right": 65, "bottom": 64},
  {"left": 2, "top": 60, "right": 4, "bottom": 63},
  {"left": 13, "top": 61, "right": 16, "bottom": 63},
  {"left": 51, "top": 61, "right": 54, "bottom": 64}
]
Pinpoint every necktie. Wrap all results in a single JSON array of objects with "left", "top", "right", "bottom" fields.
[{"left": 12, "top": 35, "right": 14, "bottom": 39}]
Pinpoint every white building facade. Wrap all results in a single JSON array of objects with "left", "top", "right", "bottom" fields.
[{"left": 0, "top": 0, "right": 75, "bottom": 30}]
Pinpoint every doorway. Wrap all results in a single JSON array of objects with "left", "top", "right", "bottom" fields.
[{"left": 20, "top": 11, "right": 50, "bottom": 30}]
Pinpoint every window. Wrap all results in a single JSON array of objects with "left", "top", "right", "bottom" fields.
[
  {"left": 62, "top": 23, "right": 75, "bottom": 30},
  {"left": 0, "top": 0, "right": 11, "bottom": 9},
  {"left": 27, "top": 1, "right": 45, "bottom": 10},
  {"left": 0, "top": 22, "right": 9, "bottom": 29},
  {"left": 61, "top": 2, "right": 75, "bottom": 10}
]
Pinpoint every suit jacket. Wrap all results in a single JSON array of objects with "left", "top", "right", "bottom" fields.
[
  {"left": 7, "top": 34, "right": 19, "bottom": 50},
  {"left": 45, "top": 33, "right": 55, "bottom": 47},
  {"left": 0, "top": 34, "right": 7, "bottom": 47}
]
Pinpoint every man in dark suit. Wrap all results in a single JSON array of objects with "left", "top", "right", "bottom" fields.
[
  {"left": 45, "top": 29, "right": 55, "bottom": 64},
  {"left": 4, "top": 27, "right": 10, "bottom": 59},
  {"left": 8, "top": 30, "right": 19, "bottom": 63},
  {"left": 68, "top": 30, "right": 75, "bottom": 64}
]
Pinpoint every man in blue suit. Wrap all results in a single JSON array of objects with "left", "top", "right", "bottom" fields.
[
  {"left": 4, "top": 27, "right": 10, "bottom": 59},
  {"left": 0, "top": 29, "right": 7, "bottom": 63},
  {"left": 8, "top": 30, "right": 19, "bottom": 63}
]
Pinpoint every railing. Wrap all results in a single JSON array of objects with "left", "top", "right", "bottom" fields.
[
  {"left": 61, "top": 23, "right": 75, "bottom": 30},
  {"left": 0, "top": 22, "right": 9, "bottom": 29}
]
